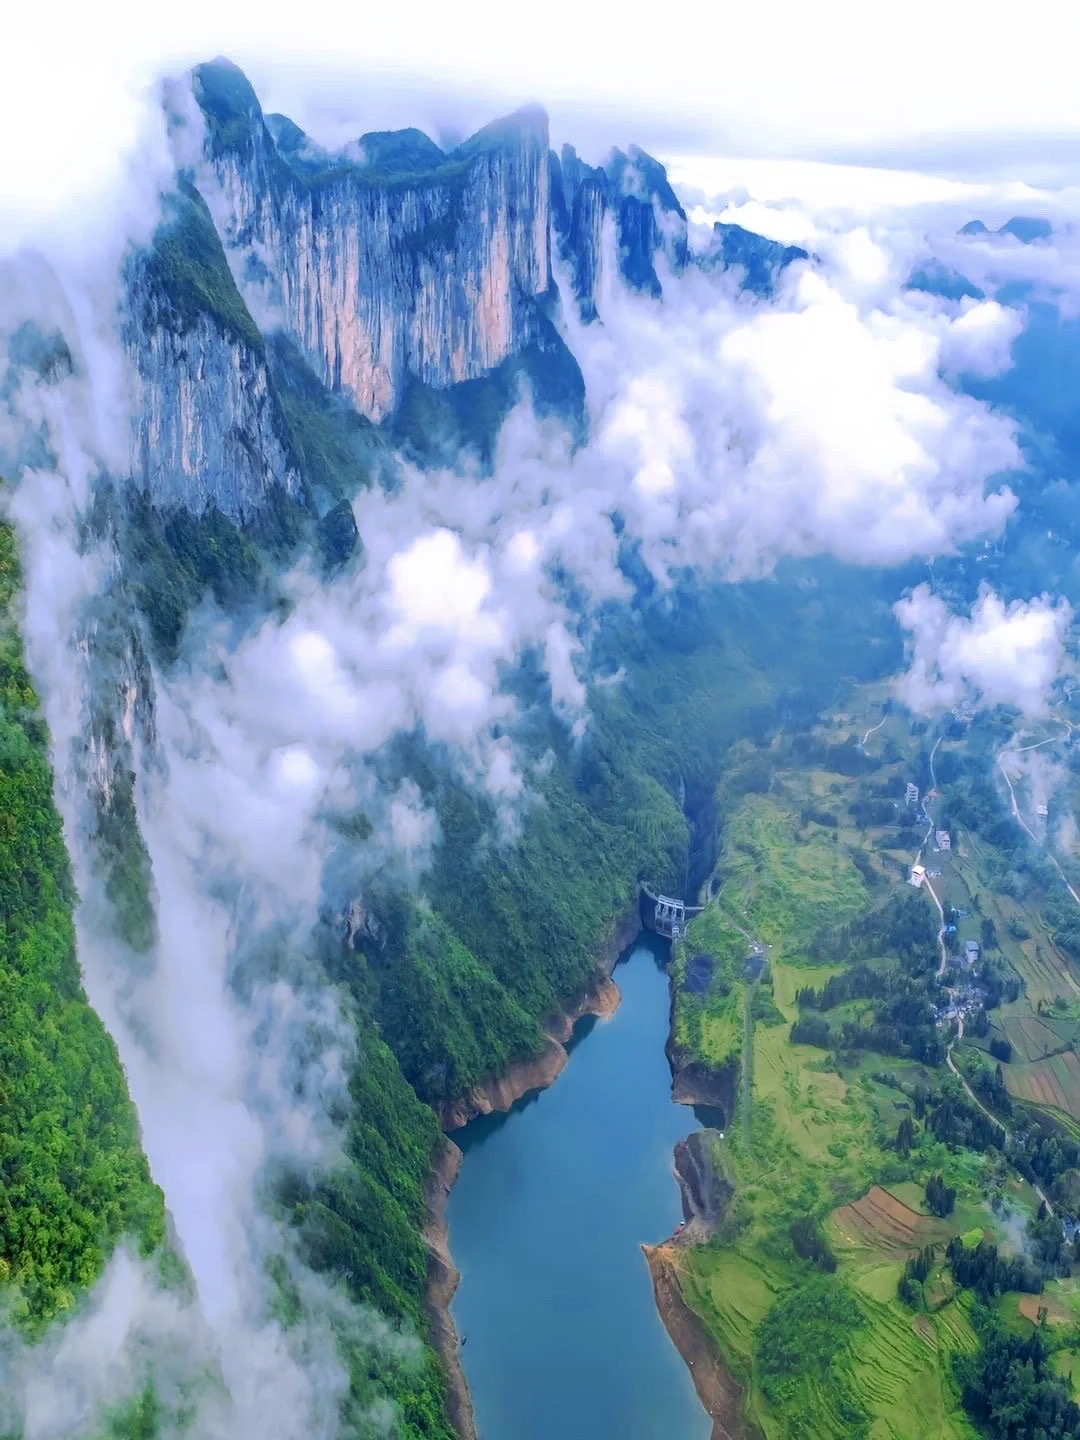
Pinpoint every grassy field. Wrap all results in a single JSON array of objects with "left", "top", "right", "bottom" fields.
[
  {"left": 670, "top": 903, "right": 748, "bottom": 1069},
  {"left": 671, "top": 697, "right": 1063, "bottom": 1440},
  {"left": 716, "top": 791, "right": 870, "bottom": 950}
]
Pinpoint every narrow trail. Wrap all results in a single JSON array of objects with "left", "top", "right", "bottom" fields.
[
  {"left": 861, "top": 714, "right": 887, "bottom": 748},
  {"left": 915, "top": 736, "right": 943, "bottom": 870},
  {"left": 942, "top": 1014, "right": 1055, "bottom": 1216},
  {"left": 914, "top": 738, "right": 948, "bottom": 983},
  {"left": 924, "top": 873, "right": 948, "bottom": 981},
  {"left": 740, "top": 986, "right": 754, "bottom": 1148},
  {"left": 998, "top": 739, "right": 1080, "bottom": 914},
  {"left": 923, "top": 735, "right": 1054, "bottom": 1213}
]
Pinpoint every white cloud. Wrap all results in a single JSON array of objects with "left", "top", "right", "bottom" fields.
[
  {"left": 938, "top": 299, "right": 1026, "bottom": 378},
  {"left": 894, "top": 582, "right": 1072, "bottom": 717},
  {"left": 388, "top": 781, "right": 438, "bottom": 870}
]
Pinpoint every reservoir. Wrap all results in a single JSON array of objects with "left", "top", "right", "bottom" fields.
[{"left": 446, "top": 935, "right": 710, "bottom": 1440}]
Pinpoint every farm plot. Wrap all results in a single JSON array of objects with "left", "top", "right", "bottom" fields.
[
  {"left": 1000, "top": 1013, "right": 1077, "bottom": 1063},
  {"left": 831, "top": 1186, "right": 938, "bottom": 1254},
  {"left": 1018, "top": 1294, "right": 1072, "bottom": 1325},
  {"left": 1006, "top": 1049, "right": 1080, "bottom": 1120},
  {"left": 1008, "top": 931, "right": 1079, "bottom": 1005}
]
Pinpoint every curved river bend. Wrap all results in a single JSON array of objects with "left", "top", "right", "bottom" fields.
[{"left": 446, "top": 937, "right": 710, "bottom": 1440}]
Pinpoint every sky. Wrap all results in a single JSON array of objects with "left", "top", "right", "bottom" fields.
[{"left": 4, "top": 0, "right": 1080, "bottom": 238}]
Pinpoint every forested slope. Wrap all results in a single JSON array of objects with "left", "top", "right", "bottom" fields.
[{"left": 0, "top": 520, "right": 165, "bottom": 1329}]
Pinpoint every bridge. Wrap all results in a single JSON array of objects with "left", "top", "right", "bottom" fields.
[{"left": 640, "top": 882, "right": 704, "bottom": 941}]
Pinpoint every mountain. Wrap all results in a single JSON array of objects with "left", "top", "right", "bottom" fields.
[
  {"left": 958, "top": 215, "right": 1052, "bottom": 243},
  {"left": 698, "top": 221, "right": 809, "bottom": 296},
  {"left": 193, "top": 59, "right": 570, "bottom": 425},
  {"left": 126, "top": 57, "right": 785, "bottom": 512},
  {"left": 905, "top": 259, "right": 985, "bottom": 302},
  {"left": 998, "top": 215, "right": 1053, "bottom": 243},
  {"left": 550, "top": 142, "right": 689, "bottom": 314}
]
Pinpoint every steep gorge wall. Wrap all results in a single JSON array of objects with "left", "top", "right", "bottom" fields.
[
  {"left": 128, "top": 305, "right": 300, "bottom": 519},
  {"left": 121, "top": 61, "right": 795, "bottom": 522}
]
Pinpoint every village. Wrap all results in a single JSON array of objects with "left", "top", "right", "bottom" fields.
[{"left": 902, "top": 779, "right": 989, "bottom": 1034}]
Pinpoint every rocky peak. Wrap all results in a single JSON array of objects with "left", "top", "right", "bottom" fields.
[
  {"left": 699, "top": 222, "right": 809, "bottom": 296},
  {"left": 550, "top": 142, "right": 689, "bottom": 317}
]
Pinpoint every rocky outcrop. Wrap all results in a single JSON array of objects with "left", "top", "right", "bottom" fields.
[
  {"left": 193, "top": 59, "right": 564, "bottom": 423},
  {"left": 673, "top": 1129, "right": 730, "bottom": 1241},
  {"left": 668, "top": 1055, "right": 739, "bottom": 1117}
]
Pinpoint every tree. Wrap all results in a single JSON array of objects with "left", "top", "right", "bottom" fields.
[
  {"left": 925, "top": 1173, "right": 956, "bottom": 1217},
  {"left": 895, "top": 1116, "right": 916, "bottom": 1157}
]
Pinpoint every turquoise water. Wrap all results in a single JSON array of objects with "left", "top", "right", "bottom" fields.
[{"left": 446, "top": 936, "right": 710, "bottom": 1440}]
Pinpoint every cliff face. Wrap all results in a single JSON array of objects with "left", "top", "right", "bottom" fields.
[
  {"left": 128, "top": 306, "right": 301, "bottom": 519},
  {"left": 194, "top": 60, "right": 558, "bottom": 423},
  {"left": 126, "top": 182, "right": 304, "bottom": 521}
]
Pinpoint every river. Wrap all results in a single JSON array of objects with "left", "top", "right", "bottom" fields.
[{"left": 445, "top": 935, "right": 711, "bottom": 1440}]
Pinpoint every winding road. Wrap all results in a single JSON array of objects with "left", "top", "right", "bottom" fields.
[
  {"left": 914, "top": 736, "right": 948, "bottom": 979},
  {"left": 921, "top": 735, "right": 1055, "bottom": 1213},
  {"left": 942, "top": 1016, "right": 1055, "bottom": 1216}
]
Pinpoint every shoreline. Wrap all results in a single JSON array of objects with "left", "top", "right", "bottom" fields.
[
  {"left": 434, "top": 973, "right": 622, "bottom": 1129},
  {"left": 643, "top": 1244, "right": 758, "bottom": 1440},
  {"left": 423, "top": 1138, "right": 477, "bottom": 1440},
  {"left": 422, "top": 897, "right": 641, "bottom": 1436},
  {"left": 421, "top": 899, "right": 753, "bottom": 1440}
]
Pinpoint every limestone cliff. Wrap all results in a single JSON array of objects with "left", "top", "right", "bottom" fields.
[
  {"left": 118, "top": 60, "right": 797, "bottom": 523},
  {"left": 126, "top": 182, "right": 304, "bottom": 520}
]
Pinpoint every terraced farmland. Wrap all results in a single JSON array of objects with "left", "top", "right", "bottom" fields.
[
  {"left": 1005, "top": 1048, "right": 1080, "bottom": 1120},
  {"left": 998, "top": 1012, "right": 1077, "bottom": 1063},
  {"left": 831, "top": 1186, "right": 942, "bottom": 1254},
  {"left": 847, "top": 1290, "right": 979, "bottom": 1440}
]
